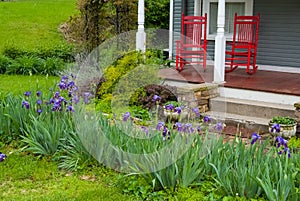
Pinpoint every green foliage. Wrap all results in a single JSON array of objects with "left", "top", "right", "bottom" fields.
[
  {"left": 130, "top": 105, "right": 151, "bottom": 121},
  {"left": 288, "top": 136, "right": 300, "bottom": 149},
  {"left": 58, "top": 130, "right": 96, "bottom": 171},
  {"left": 66, "top": 0, "right": 138, "bottom": 51},
  {"left": 145, "top": 0, "right": 170, "bottom": 29},
  {"left": 0, "top": 45, "right": 75, "bottom": 75},
  {"left": 3, "top": 55, "right": 68, "bottom": 76},
  {"left": 96, "top": 50, "right": 165, "bottom": 113},
  {"left": 270, "top": 116, "right": 297, "bottom": 125},
  {"left": 2, "top": 45, "right": 75, "bottom": 62},
  {"left": 22, "top": 113, "right": 74, "bottom": 156},
  {"left": 0, "top": 54, "right": 12, "bottom": 74}
]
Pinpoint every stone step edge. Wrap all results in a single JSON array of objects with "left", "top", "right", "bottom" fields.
[
  {"left": 210, "top": 96, "right": 295, "bottom": 111},
  {"left": 205, "top": 111, "right": 269, "bottom": 126}
]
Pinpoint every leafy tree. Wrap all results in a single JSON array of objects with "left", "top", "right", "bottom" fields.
[
  {"left": 145, "top": 0, "right": 170, "bottom": 29},
  {"left": 65, "top": 0, "right": 138, "bottom": 52}
]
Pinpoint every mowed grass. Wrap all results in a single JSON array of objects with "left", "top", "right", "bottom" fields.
[
  {"left": 0, "top": 147, "right": 137, "bottom": 201},
  {"left": 0, "top": 0, "right": 78, "bottom": 52},
  {"left": 0, "top": 74, "right": 60, "bottom": 97}
]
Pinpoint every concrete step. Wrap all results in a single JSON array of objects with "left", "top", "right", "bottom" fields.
[
  {"left": 210, "top": 96, "right": 296, "bottom": 120},
  {"left": 205, "top": 110, "right": 269, "bottom": 137}
]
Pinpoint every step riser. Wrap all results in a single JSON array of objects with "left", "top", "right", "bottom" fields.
[{"left": 210, "top": 99, "right": 295, "bottom": 120}]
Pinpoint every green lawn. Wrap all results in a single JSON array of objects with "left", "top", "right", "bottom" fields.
[
  {"left": 0, "top": 74, "right": 60, "bottom": 97},
  {"left": 0, "top": 0, "right": 77, "bottom": 52},
  {"left": 0, "top": 146, "right": 137, "bottom": 201}
]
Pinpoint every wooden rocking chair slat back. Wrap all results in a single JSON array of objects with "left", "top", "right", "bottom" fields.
[
  {"left": 226, "top": 13, "right": 260, "bottom": 74},
  {"left": 176, "top": 13, "right": 207, "bottom": 72}
]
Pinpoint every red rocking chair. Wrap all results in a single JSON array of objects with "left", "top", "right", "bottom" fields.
[
  {"left": 176, "top": 13, "right": 207, "bottom": 72},
  {"left": 225, "top": 13, "right": 260, "bottom": 74}
]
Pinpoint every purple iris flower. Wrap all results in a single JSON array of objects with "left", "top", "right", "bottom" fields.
[
  {"left": 284, "top": 147, "right": 291, "bottom": 158},
  {"left": 37, "top": 109, "right": 42, "bottom": 115},
  {"left": 71, "top": 95, "right": 80, "bottom": 104},
  {"left": 83, "top": 92, "right": 91, "bottom": 104},
  {"left": 183, "top": 123, "right": 194, "bottom": 134},
  {"left": 152, "top": 95, "right": 161, "bottom": 102},
  {"left": 156, "top": 122, "right": 165, "bottom": 131},
  {"left": 68, "top": 81, "right": 75, "bottom": 88},
  {"left": 24, "top": 91, "right": 31, "bottom": 97},
  {"left": 162, "top": 127, "right": 170, "bottom": 140},
  {"left": 47, "top": 98, "right": 55, "bottom": 105},
  {"left": 59, "top": 96, "right": 67, "bottom": 105},
  {"left": 203, "top": 115, "right": 211, "bottom": 123},
  {"left": 175, "top": 107, "right": 182, "bottom": 114},
  {"left": 61, "top": 75, "right": 68, "bottom": 80},
  {"left": 0, "top": 152, "right": 7, "bottom": 162},
  {"left": 165, "top": 104, "right": 174, "bottom": 111},
  {"left": 275, "top": 136, "right": 288, "bottom": 148},
  {"left": 68, "top": 91, "right": 73, "bottom": 97},
  {"left": 58, "top": 80, "right": 67, "bottom": 90},
  {"left": 141, "top": 126, "right": 149, "bottom": 136},
  {"left": 215, "top": 122, "right": 223, "bottom": 131},
  {"left": 21, "top": 101, "right": 30, "bottom": 109},
  {"left": 66, "top": 105, "right": 74, "bottom": 112},
  {"left": 36, "top": 91, "right": 41, "bottom": 97},
  {"left": 36, "top": 100, "right": 42, "bottom": 105},
  {"left": 197, "top": 125, "right": 201, "bottom": 132},
  {"left": 271, "top": 123, "right": 281, "bottom": 133},
  {"left": 123, "top": 112, "right": 131, "bottom": 122},
  {"left": 192, "top": 107, "right": 201, "bottom": 117},
  {"left": 54, "top": 91, "right": 60, "bottom": 98},
  {"left": 251, "top": 132, "right": 261, "bottom": 145},
  {"left": 175, "top": 122, "right": 183, "bottom": 132}
]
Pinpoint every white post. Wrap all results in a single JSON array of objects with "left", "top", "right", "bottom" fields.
[
  {"left": 136, "top": 0, "right": 146, "bottom": 52},
  {"left": 168, "top": 0, "right": 174, "bottom": 59},
  {"left": 213, "top": 0, "right": 226, "bottom": 83}
]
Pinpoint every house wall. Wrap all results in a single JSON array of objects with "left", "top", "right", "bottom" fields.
[
  {"left": 172, "top": 0, "right": 300, "bottom": 68},
  {"left": 254, "top": 0, "right": 300, "bottom": 68},
  {"left": 172, "top": 0, "right": 195, "bottom": 55}
]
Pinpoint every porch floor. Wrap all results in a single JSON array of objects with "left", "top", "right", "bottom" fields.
[{"left": 159, "top": 65, "right": 300, "bottom": 96}]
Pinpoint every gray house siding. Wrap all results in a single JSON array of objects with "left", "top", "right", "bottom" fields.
[
  {"left": 254, "top": 0, "right": 300, "bottom": 68},
  {"left": 173, "top": 0, "right": 300, "bottom": 68},
  {"left": 172, "top": 0, "right": 195, "bottom": 57}
]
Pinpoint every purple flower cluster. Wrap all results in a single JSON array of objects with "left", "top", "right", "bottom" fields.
[
  {"left": 276, "top": 136, "right": 291, "bottom": 158},
  {"left": 123, "top": 112, "right": 131, "bottom": 122},
  {"left": 271, "top": 123, "right": 281, "bottom": 133},
  {"left": 21, "top": 75, "right": 81, "bottom": 114},
  {"left": 192, "top": 107, "right": 201, "bottom": 117},
  {"left": 0, "top": 152, "right": 7, "bottom": 162},
  {"left": 152, "top": 95, "right": 161, "bottom": 102},
  {"left": 251, "top": 133, "right": 291, "bottom": 158},
  {"left": 251, "top": 132, "right": 261, "bottom": 144}
]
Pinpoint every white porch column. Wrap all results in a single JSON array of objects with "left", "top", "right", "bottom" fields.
[
  {"left": 168, "top": 0, "right": 174, "bottom": 59},
  {"left": 136, "top": 0, "right": 146, "bottom": 52},
  {"left": 213, "top": 0, "right": 226, "bottom": 83}
]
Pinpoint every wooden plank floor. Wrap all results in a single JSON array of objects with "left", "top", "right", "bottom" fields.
[{"left": 159, "top": 65, "right": 300, "bottom": 96}]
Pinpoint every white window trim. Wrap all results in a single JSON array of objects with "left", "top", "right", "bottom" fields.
[{"left": 203, "top": 0, "right": 253, "bottom": 41}]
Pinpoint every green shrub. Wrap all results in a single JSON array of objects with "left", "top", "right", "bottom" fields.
[
  {"left": 0, "top": 55, "right": 12, "bottom": 74},
  {"left": 6, "top": 55, "right": 43, "bottom": 75},
  {"left": 2, "top": 45, "right": 75, "bottom": 62},
  {"left": 42, "top": 57, "right": 66, "bottom": 75},
  {"left": 96, "top": 50, "right": 175, "bottom": 114}
]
